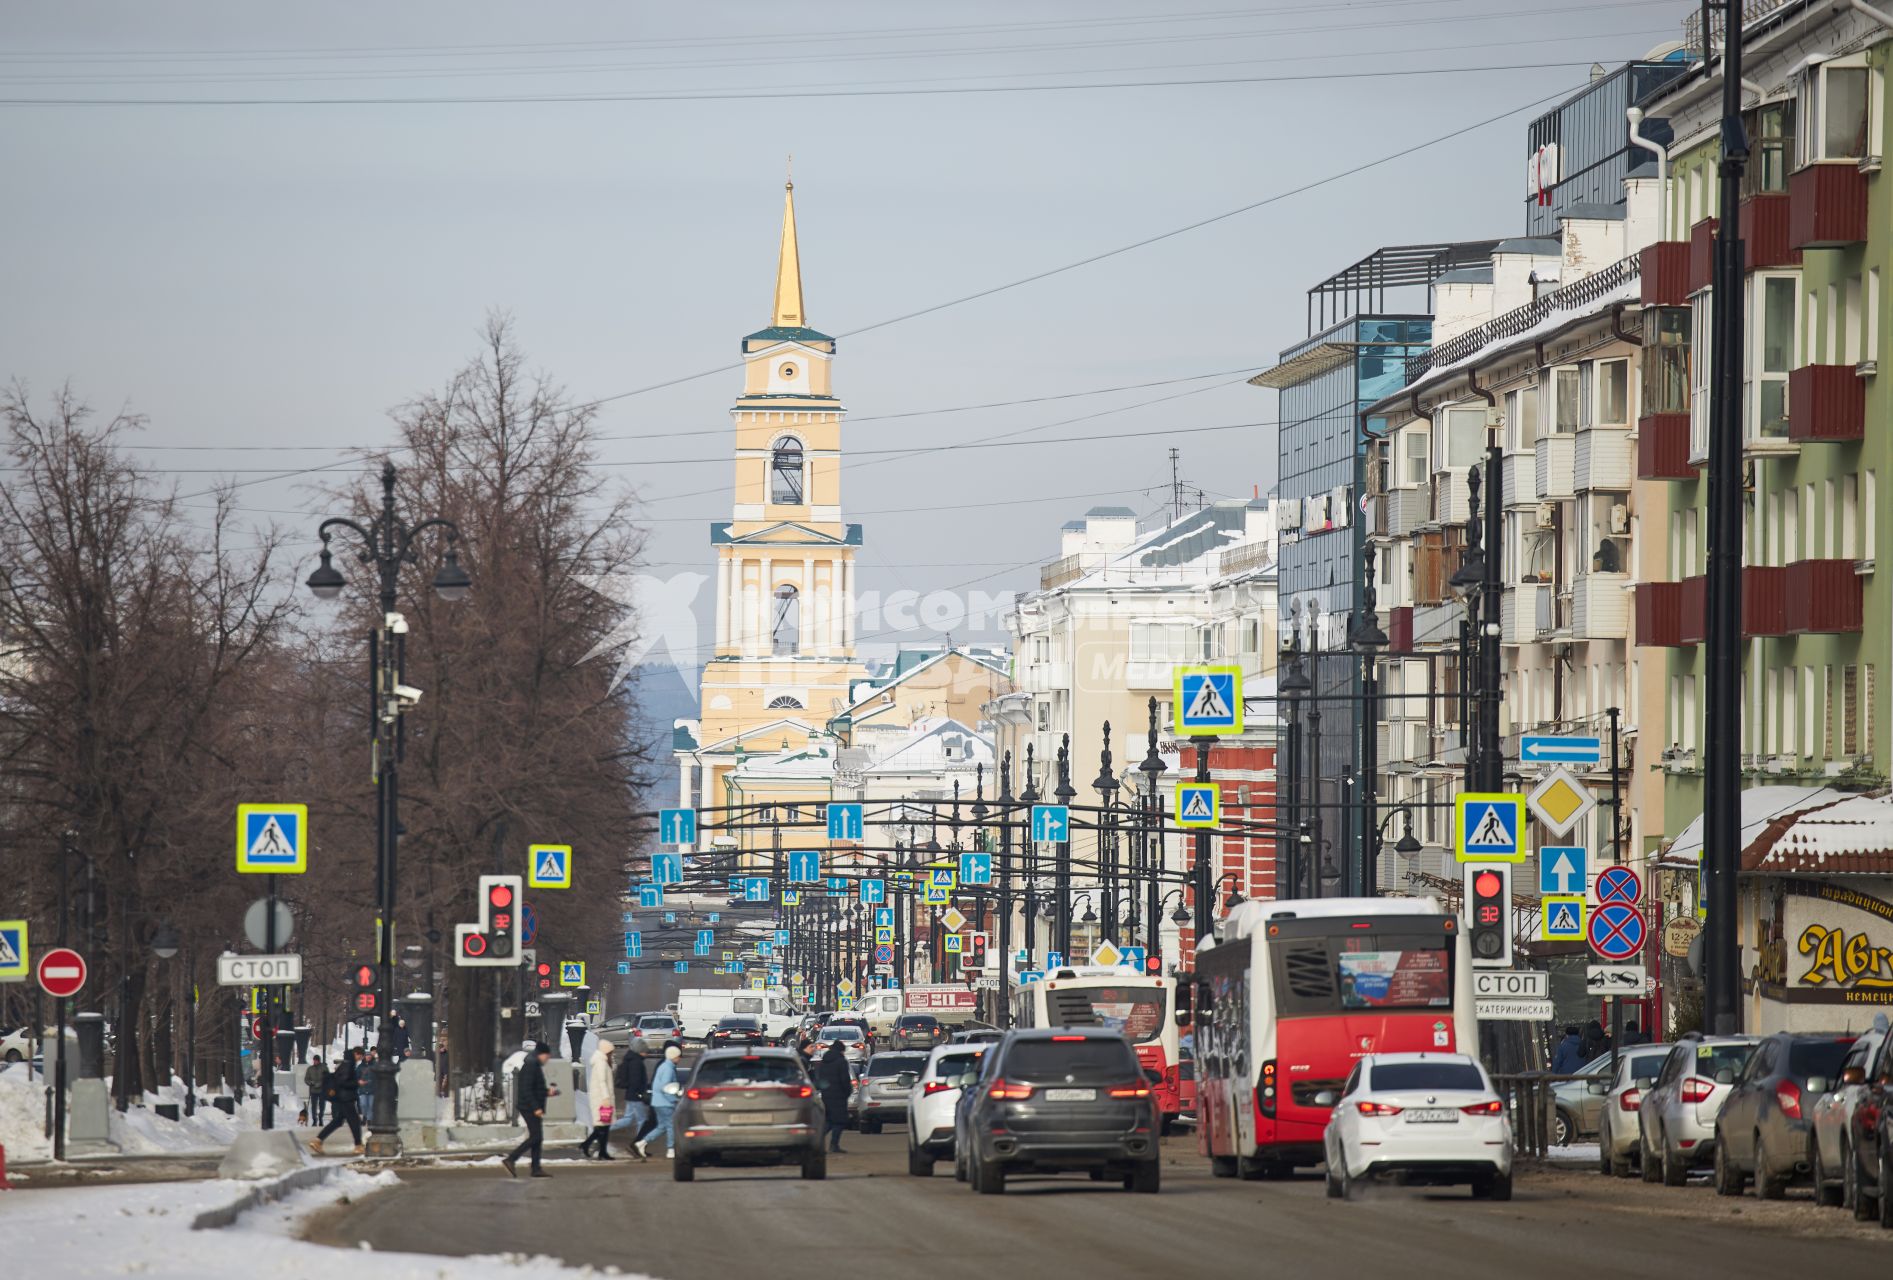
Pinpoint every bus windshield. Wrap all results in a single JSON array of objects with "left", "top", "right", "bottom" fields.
[
  {"left": 1046, "top": 985, "right": 1167, "bottom": 1043},
  {"left": 1271, "top": 929, "right": 1453, "bottom": 1016}
]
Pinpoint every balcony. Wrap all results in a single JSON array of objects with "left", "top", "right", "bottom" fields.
[
  {"left": 1688, "top": 217, "right": 1718, "bottom": 294},
  {"left": 1429, "top": 473, "right": 1470, "bottom": 526},
  {"left": 1536, "top": 435, "right": 1575, "bottom": 501},
  {"left": 1575, "top": 427, "right": 1632, "bottom": 492},
  {"left": 1635, "top": 581, "right": 1684, "bottom": 647},
  {"left": 1788, "top": 163, "right": 1869, "bottom": 250},
  {"left": 1501, "top": 450, "right": 1538, "bottom": 507},
  {"left": 1784, "top": 559, "right": 1864, "bottom": 633},
  {"left": 1386, "top": 487, "right": 1429, "bottom": 537},
  {"left": 1636, "top": 412, "right": 1696, "bottom": 479},
  {"left": 1412, "top": 601, "right": 1465, "bottom": 646},
  {"left": 1640, "top": 240, "right": 1691, "bottom": 306},
  {"left": 1787, "top": 364, "right": 1865, "bottom": 443},
  {"left": 1389, "top": 605, "right": 1413, "bottom": 651},
  {"left": 1501, "top": 583, "right": 1542, "bottom": 645},
  {"left": 1571, "top": 573, "right": 1630, "bottom": 640},
  {"left": 1021, "top": 660, "right": 1072, "bottom": 694},
  {"left": 1678, "top": 575, "right": 1708, "bottom": 645},
  {"left": 1738, "top": 192, "right": 1798, "bottom": 271},
  {"left": 1743, "top": 565, "right": 1788, "bottom": 637},
  {"left": 1536, "top": 587, "right": 1563, "bottom": 638}
]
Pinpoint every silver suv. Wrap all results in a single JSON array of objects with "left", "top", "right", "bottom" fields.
[{"left": 1638, "top": 1034, "right": 1759, "bottom": 1185}]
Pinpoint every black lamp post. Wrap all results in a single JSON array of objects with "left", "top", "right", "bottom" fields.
[
  {"left": 1093, "top": 727, "right": 1119, "bottom": 945},
  {"left": 1449, "top": 453, "right": 1502, "bottom": 794},
  {"left": 1137, "top": 697, "right": 1167, "bottom": 960},
  {"left": 1277, "top": 641, "right": 1311, "bottom": 899},
  {"left": 1019, "top": 744, "right": 1039, "bottom": 961},
  {"left": 1351, "top": 545, "right": 1389, "bottom": 897},
  {"left": 308, "top": 460, "right": 469, "bottom": 1156},
  {"left": 1053, "top": 736, "right": 1076, "bottom": 960}
]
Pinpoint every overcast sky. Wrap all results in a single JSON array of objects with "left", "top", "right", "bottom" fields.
[{"left": 1, "top": 0, "right": 1697, "bottom": 662}]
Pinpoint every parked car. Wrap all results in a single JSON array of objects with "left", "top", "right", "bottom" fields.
[
  {"left": 815, "top": 1023, "right": 870, "bottom": 1065},
  {"left": 955, "top": 1028, "right": 1161, "bottom": 1195},
  {"left": 1, "top": 1026, "right": 34, "bottom": 1063},
  {"left": 1846, "top": 1027, "right": 1893, "bottom": 1225},
  {"left": 630, "top": 1012, "right": 681, "bottom": 1054},
  {"left": 1550, "top": 1051, "right": 1613, "bottom": 1145},
  {"left": 670, "top": 1048, "right": 825, "bottom": 1182},
  {"left": 1811, "top": 1024, "right": 1886, "bottom": 1208},
  {"left": 851, "top": 1051, "right": 929, "bottom": 1133},
  {"left": 907, "top": 1044, "right": 987, "bottom": 1176},
  {"left": 1638, "top": 1034, "right": 1759, "bottom": 1185},
  {"left": 1324, "top": 1052, "right": 1513, "bottom": 1201},
  {"left": 1594, "top": 1044, "right": 1675, "bottom": 1177},
  {"left": 891, "top": 1014, "right": 947, "bottom": 1051},
  {"left": 708, "top": 1015, "right": 767, "bottom": 1049},
  {"left": 950, "top": 1027, "right": 1003, "bottom": 1046},
  {"left": 1714, "top": 1031, "right": 1857, "bottom": 1198}
]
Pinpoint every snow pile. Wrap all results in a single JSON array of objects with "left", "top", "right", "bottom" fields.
[
  {"left": 0, "top": 1071, "right": 53, "bottom": 1163},
  {"left": 0, "top": 1167, "right": 651, "bottom": 1278}
]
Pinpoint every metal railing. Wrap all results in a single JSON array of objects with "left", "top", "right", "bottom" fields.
[
  {"left": 1405, "top": 255, "right": 1642, "bottom": 384},
  {"left": 1490, "top": 1071, "right": 1592, "bottom": 1159}
]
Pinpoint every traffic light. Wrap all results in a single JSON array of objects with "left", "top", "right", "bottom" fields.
[
  {"left": 1464, "top": 862, "right": 1512, "bottom": 968},
  {"left": 346, "top": 961, "right": 379, "bottom": 1015},
  {"left": 454, "top": 874, "right": 524, "bottom": 968},
  {"left": 537, "top": 960, "right": 553, "bottom": 990},
  {"left": 962, "top": 931, "right": 989, "bottom": 970}
]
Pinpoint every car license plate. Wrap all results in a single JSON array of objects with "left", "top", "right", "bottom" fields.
[
  {"left": 1045, "top": 1088, "right": 1095, "bottom": 1102},
  {"left": 730, "top": 1113, "right": 773, "bottom": 1125},
  {"left": 1406, "top": 1108, "right": 1458, "bottom": 1124}
]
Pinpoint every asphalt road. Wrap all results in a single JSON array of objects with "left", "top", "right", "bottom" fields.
[{"left": 312, "top": 1133, "right": 1892, "bottom": 1279}]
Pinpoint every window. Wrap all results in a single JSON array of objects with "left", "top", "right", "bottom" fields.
[
  {"left": 1035, "top": 701, "right": 1050, "bottom": 731},
  {"left": 766, "top": 694, "right": 804, "bottom": 710},
  {"left": 1750, "top": 276, "right": 1796, "bottom": 441},
  {"left": 1842, "top": 475, "right": 1859, "bottom": 559},
  {"left": 1552, "top": 366, "right": 1581, "bottom": 434},
  {"left": 770, "top": 437, "right": 805, "bottom": 504},
  {"left": 1690, "top": 294, "right": 1713, "bottom": 458},
  {"left": 1843, "top": 665, "right": 1861, "bottom": 756},
  {"left": 1804, "top": 666, "right": 1817, "bottom": 756},
  {"left": 1866, "top": 471, "right": 1878, "bottom": 561},
  {"left": 1129, "top": 621, "right": 1194, "bottom": 663},
  {"left": 1506, "top": 384, "right": 1538, "bottom": 449},
  {"left": 1743, "top": 100, "right": 1796, "bottom": 195},
  {"left": 1442, "top": 406, "right": 1485, "bottom": 467},
  {"left": 1798, "top": 61, "right": 1871, "bottom": 164},
  {"left": 1403, "top": 430, "right": 1429, "bottom": 486},
  {"left": 1845, "top": 275, "right": 1863, "bottom": 366},
  {"left": 1595, "top": 359, "right": 1628, "bottom": 426}
]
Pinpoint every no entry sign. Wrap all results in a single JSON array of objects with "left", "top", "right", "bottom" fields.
[{"left": 37, "top": 947, "right": 87, "bottom": 998}]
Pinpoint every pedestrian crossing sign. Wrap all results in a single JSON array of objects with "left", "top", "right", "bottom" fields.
[
  {"left": 876, "top": 925, "right": 894, "bottom": 943},
  {"left": 559, "top": 960, "right": 585, "bottom": 987},
  {"left": 944, "top": 934, "right": 962, "bottom": 954},
  {"left": 528, "top": 844, "right": 573, "bottom": 889},
  {"left": 1175, "top": 782, "right": 1220, "bottom": 828},
  {"left": 781, "top": 890, "right": 802, "bottom": 905},
  {"left": 1541, "top": 895, "right": 1587, "bottom": 942},
  {"left": 1454, "top": 793, "right": 1526, "bottom": 863},
  {"left": 0, "top": 920, "right": 26, "bottom": 980},
  {"left": 236, "top": 803, "right": 308, "bottom": 874},
  {"left": 586, "top": 999, "right": 601, "bottom": 1016},
  {"left": 1173, "top": 665, "right": 1243, "bottom": 735}
]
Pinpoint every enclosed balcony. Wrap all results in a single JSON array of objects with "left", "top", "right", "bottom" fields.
[
  {"left": 1389, "top": 605, "right": 1413, "bottom": 652},
  {"left": 1742, "top": 565, "right": 1788, "bottom": 637},
  {"left": 1784, "top": 559, "right": 1864, "bottom": 633},
  {"left": 1501, "top": 450, "right": 1538, "bottom": 507},
  {"left": 1634, "top": 581, "right": 1683, "bottom": 647},
  {"left": 1738, "top": 192, "right": 1798, "bottom": 271},
  {"left": 1687, "top": 217, "right": 1718, "bottom": 294},
  {"left": 1640, "top": 240, "right": 1691, "bottom": 306},
  {"left": 1637, "top": 412, "right": 1696, "bottom": 479},
  {"left": 1571, "top": 574, "right": 1630, "bottom": 640},
  {"left": 1787, "top": 364, "right": 1865, "bottom": 443},
  {"left": 1788, "top": 163, "right": 1869, "bottom": 250},
  {"left": 1386, "top": 487, "right": 1430, "bottom": 537},
  {"left": 1575, "top": 428, "right": 1632, "bottom": 492},
  {"left": 1501, "top": 583, "right": 1542, "bottom": 645},
  {"left": 1536, "top": 435, "right": 1575, "bottom": 501},
  {"left": 1678, "top": 575, "right": 1708, "bottom": 645}
]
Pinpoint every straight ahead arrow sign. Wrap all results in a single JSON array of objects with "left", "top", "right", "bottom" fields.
[{"left": 1547, "top": 849, "right": 1580, "bottom": 894}]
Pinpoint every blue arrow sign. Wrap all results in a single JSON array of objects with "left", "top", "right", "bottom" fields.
[
  {"left": 694, "top": 940, "right": 710, "bottom": 956},
  {"left": 658, "top": 808, "right": 696, "bottom": 845},
  {"left": 757, "top": 941, "right": 773, "bottom": 957},
  {"left": 636, "top": 883, "right": 663, "bottom": 908},
  {"left": 697, "top": 929, "right": 714, "bottom": 947},
  {"left": 674, "top": 960, "right": 689, "bottom": 973},
  {"left": 1046, "top": 951, "right": 1064, "bottom": 968},
  {"left": 874, "top": 907, "right": 894, "bottom": 928},
  {"left": 744, "top": 877, "right": 771, "bottom": 902},
  {"left": 1539, "top": 845, "right": 1587, "bottom": 896},
  {"left": 624, "top": 932, "right": 642, "bottom": 958},
  {"left": 827, "top": 877, "right": 849, "bottom": 892},
  {"left": 775, "top": 929, "right": 790, "bottom": 946},
  {"left": 788, "top": 850, "right": 821, "bottom": 883},
  {"left": 617, "top": 961, "right": 630, "bottom": 975},
  {"left": 707, "top": 913, "right": 720, "bottom": 923},
  {"left": 826, "top": 803, "right": 864, "bottom": 841},
  {"left": 651, "top": 852, "right": 682, "bottom": 886},
  {"left": 1520, "top": 734, "right": 1603, "bottom": 765},
  {"left": 1031, "top": 805, "right": 1069, "bottom": 842},
  {"left": 960, "top": 851, "right": 993, "bottom": 885},
  {"left": 859, "top": 878, "right": 886, "bottom": 905},
  {"left": 664, "top": 912, "right": 677, "bottom": 924},
  {"left": 1120, "top": 945, "right": 1147, "bottom": 970}
]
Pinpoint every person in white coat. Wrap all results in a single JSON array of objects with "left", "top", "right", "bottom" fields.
[{"left": 577, "top": 1038, "right": 618, "bottom": 1161}]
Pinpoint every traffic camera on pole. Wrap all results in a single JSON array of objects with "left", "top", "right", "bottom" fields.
[
  {"left": 454, "top": 874, "right": 524, "bottom": 967},
  {"left": 1463, "top": 863, "right": 1512, "bottom": 968}
]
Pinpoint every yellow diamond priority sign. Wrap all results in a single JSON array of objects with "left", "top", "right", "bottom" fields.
[
  {"left": 1527, "top": 768, "right": 1595, "bottom": 839},
  {"left": 940, "top": 906, "right": 968, "bottom": 933}
]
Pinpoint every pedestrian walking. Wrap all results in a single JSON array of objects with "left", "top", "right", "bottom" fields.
[
  {"left": 308, "top": 1048, "right": 365, "bottom": 1155},
  {"left": 817, "top": 1041, "right": 851, "bottom": 1153},
  {"left": 610, "top": 1046, "right": 655, "bottom": 1159},
  {"left": 391, "top": 1016, "right": 411, "bottom": 1060},
  {"left": 1580, "top": 1019, "right": 1609, "bottom": 1060},
  {"left": 1550, "top": 1025, "right": 1586, "bottom": 1074},
  {"left": 650, "top": 1044, "right": 685, "bottom": 1159},
  {"left": 304, "top": 1057, "right": 329, "bottom": 1127},
  {"left": 502, "top": 1042, "right": 556, "bottom": 1179},
  {"left": 358, "top": 1048, "right": 378, "bottom": 1120},
  {"left": 578, "top": 1038, "right": 618, "bottom": 1161}
]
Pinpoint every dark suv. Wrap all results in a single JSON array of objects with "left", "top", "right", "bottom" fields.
[
  {"left": 1714, "top": 1031, "right": 1856, "bottom": 1198},
  {"left": 954, "top": 1028, "right": 1161, "bottom": 1195},
  {"left": 709, "top": 1015, "right": 766, "bottom": 1048},
  {"left": 1847, "top": 1029, "right": 1893, "bottom": 1226},
  {"left": 892, "top": 1014, "right": 947, "bottom": 1051}
]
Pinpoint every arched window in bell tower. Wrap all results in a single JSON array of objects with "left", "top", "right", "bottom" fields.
[{"left": 771, "top": 437, "right": 805, "bottom": 504}]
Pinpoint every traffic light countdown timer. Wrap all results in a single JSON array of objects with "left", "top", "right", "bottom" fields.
[
  {"left": 454, "top": 874, "right": 525, "bottom": 968},
  {"left": 1463, "top": 863, "right": 1513, "bottom": 968}
]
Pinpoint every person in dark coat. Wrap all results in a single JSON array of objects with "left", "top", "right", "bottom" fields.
[
  {"left": 817, "top": 1042, "right": 852, "bottom": 1153},
  {"left": 503, "top": 1043, "right": 556, "bottom": 1178},
  {"left": 612, "top": 1047, "right": 656, "bottom": 1157},
  {"left": 1551, "top": 1026, "right": 1586, "bottom": 1074},
  {"left": 1580, "top": 1019, "right": 1609, "bottom": 1060},
  {"left": 308, "top": 1048, "right": 365, "bottom": 1155}
]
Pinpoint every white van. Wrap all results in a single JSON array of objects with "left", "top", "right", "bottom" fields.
[
  {"left": 675, "top": 988, "right": 800, "bottom": 1040},
  {"left": 851, "top": 990, "right": 905, "bottom": 1040}
]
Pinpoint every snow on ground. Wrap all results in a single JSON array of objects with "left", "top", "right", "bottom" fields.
[
  {"left": 1547, "top": 1142, "right": 1601, "bottom": 1165},
  {"left": 0, "top": 1167, "right": 651, "bottom": 1278}
]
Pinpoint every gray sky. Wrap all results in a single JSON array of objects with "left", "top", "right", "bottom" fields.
[{"left": 1, "top": 0, "right": 1697, "bottom": 660}]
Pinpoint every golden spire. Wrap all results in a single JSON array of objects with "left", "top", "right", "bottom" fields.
[{"left": 772, "top": 163, "right": 805, "bottom": 329}]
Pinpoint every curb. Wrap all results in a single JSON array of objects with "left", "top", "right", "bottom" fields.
[{"left": 190, "top": 1164, "right": 340, "bottom": 1231}]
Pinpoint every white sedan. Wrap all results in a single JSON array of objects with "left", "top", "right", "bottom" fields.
[{"left": 1324, "top": 1052, "right": 1513, "bottom": 1201}]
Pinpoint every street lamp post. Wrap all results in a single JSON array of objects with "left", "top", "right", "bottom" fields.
[
  {"left": 1277, "top": 642, "right": 1311, "bottom": 899},
  {"left": 307, "top": 460, "right": 469, "bottom": 1157},
  {"left": 1350, "top": 552, "right": 1389, "bottom": 896},
  {"left": 1053, "top": 736, "right": 1076, "bottom": 961},
  {"left": 994, "top": 754, "right": 1015, "bottom": 1028},
  {"left": 1019, "top": 745, "right": 1039, "bottom": 960},
  {"left": 1137, "top": 698, "right": 1167, "bottom": 961},
  {"left": 1093, "top": 727, "right": 1119, "bottom": 946}
]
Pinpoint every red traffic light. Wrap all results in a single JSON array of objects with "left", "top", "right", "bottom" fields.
[
  {"left": 352, "top": 964, "right": 375, "bottom": 989},
  {"left": 1473, "top": 870, "right": 1503, "bottom": 899},
  {"left": 489, "top": 883, "right": 514, "bottom": 909},
  {"left": 536, "top": 962, "right": 552, "bottom": 977},
  {"left": 462, "top": 933, "right": 488, "bottom": 957}
]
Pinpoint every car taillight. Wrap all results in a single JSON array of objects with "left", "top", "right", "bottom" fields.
[
  {"left": 1052, "top": 1035, "right": 1085, "bottom": 1042},
  {"left": 1620, "top": 1088, "right": 1642, "bottom": 1112},
  {"left": 1108, "top": 1084, "right": 1152, "bottom": 1098},
  {"left": 686, "top": 1086, "right": 716, "bottom": 1100},
  {"left": 1260, "top": 1060, "right": 1277, "bottom": 1118},
  {"left": 1680, "top": 1077, "right": 1716, "bottom": 1104},
  {"left": 988, "top": 1080, "right": 1032, "bottom": 1099},
  {"left": 1776, "top": 1079, "right": 1803, "bottom": 1119},
  {"left": 793, "top": 1084, "right": 813, "bottom": 1098},
  {"left": 1356, "top": 1101, "right": 1403, "bottom": 1116},
  {"left": 923, "top": 1080, "right": 953, "bottom": 1095},
  {"left": 1460, "top": 1100, "right": 1503, "bottom": 1116}
]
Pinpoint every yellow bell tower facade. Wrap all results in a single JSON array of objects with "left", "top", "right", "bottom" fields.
[{"left": 694, "top": 178, "right": 865, "bottom": 791}]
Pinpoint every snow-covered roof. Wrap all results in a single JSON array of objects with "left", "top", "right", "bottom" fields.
[
  {"left": 1659, "top": 785, "right": 1846, "bottom": 866},
  {"left": 1746, "top": 790, "right": 1893, "bottom": 876}
]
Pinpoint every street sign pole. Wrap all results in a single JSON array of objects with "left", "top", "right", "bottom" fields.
[
  {"left": 261, "top": 873, "right": 277, "bottom": 1131},
  {"left": 1193, "top": 737, "right": 1212, "bottom": 939}
]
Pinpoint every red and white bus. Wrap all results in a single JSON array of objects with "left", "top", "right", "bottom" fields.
[
  {"left": 1012, "top": 967, "right": 1185, "bottom": 1127},
  {"left": 1193, "top": 897, "right": 1476, "bottom": 1177}
]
